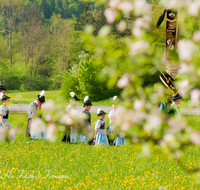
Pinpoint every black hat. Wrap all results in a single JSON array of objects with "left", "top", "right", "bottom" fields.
[
  {"left": 1, "top": 95, "right": 11, "bottom": 101},
  {"left": 38, "top": 90, "right": 45, "bottom": 103},
  {"left": 171, "top": 93, "right": 182, "bottom": 101},
  {"left": 83, "top": 96, "right": 93, "bottom": 106},
  {"left": 159, "top": 71, "right": 176, "bottom": 94},
  {"left": 97, "top": 108, "right": 107, "bottom": 116},
  {"left": 69, "top": 92, "right": 80, "bottom": 101},
  {"left": 0, "top": 85, "right": 6, "bottom": 91}
]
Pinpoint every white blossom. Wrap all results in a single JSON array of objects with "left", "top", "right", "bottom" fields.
[
  {"left": 117, "top": 20, "right": 126, "bottom": 33},
  {"left": 31, "top": 118, "right": 46, "bottom": 135},
  {"left": 129, "top": 40, "right": 150, "bottom": 56},
  {"left": 46, "top": 124, "right": 57, "bottom": 142},
  {"left": 121, "top": 122, "right": 131, "bottom": 131},
  {"left": 104, "top": 8, "right": 117, "bottom": 24},
  {"left": 117, "top": 1, "right": 133, "bottom": 14},
  {"left": 177, "top": 40, "right": 196, "bottom": 62},
  {"left": 193, "top": 31, "right": 200, "bottom": 42},
  {"left": 133, "top": 0, "right": 151, "bottom": 16},
  {"left": 109, "top": 0, "right": 120, "bottom": 9},
  {"left": 178, "top": 80, "right": 190, "bottom": 95},
  {"left": 117, "top": 74, "right": 129, "bottom": 89},
  {"left": 190, "top": 131, "right": 200, "bottom": 144},
  {"left": 60, "top": 114, "right": 73, "bottom": 125},
  {"left": 133, "top": 100, "right": 145, "bottom": 110},
  {"left": 188, "top": 2, "right": 199, "bottom": 16},
  {"left": 45, "top": 114, "right": 53, "bottom": 122},
  {"left": 190, "top": 89, "right": 200, "bottom": 106},
  {"left": 42, "top": 100, "right": 55, "bottom": 110}
]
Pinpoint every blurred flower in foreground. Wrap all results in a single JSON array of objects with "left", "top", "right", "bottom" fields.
[
  {"left": 117, "top": 74, "right": 129, "bottom": 88},
  {"left": 104, "top": 8, "right": 117, "bottom": 24},
  {"left": 193, "top": 31, "right": 200, "bottom": 42},
  {"left": 177, "top": 40, "right": 196, "bottom": 62},
  {"left": 178, "top": 80, "right": 190, "bottom": 96},
  {"left": 133, "top": 0, "right": 151, "bottom": 16},
  {"left": 190, "top": 89, "right": 200, "bottom": 106},
  {"left": 42, "top": 100, "right": 55, "bottom": 110},
  {"left": 129, "top": 40, "right": 150, "bottom": 56},
  {"left": 190, "top": 131, "right": 200, "bottom": 144}
]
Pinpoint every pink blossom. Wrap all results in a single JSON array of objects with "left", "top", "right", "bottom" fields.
[
  {"left": 193, "top": 31, "right": 200, "bottom": 42},
  {"left": 117, "top": 1, "right": 133, "bottom": 14},
  {"left": 104, "top": 8, "right": 117, "bottom": 24},
  {"left": 190, "top": 131, "right": 200, "bottom": 144},
  {"left": 177, "top": 40, "right": 196, "bottom": 62},
  {"left": 117, "top": 74, "right": 129, "bottom": 89},
  {"left": 46, "top": 124, "right": 57, "bottom": 142},
  {"left": 188, "top": 2, "right": 199, "bottom": 17},
  {"left": 45, "top": 114, "right": 53, "bottom": 122},
  {"left": 133, "top": 0, "right": 151, "bottom": 16},
  {"left": 42, "top": 100, "right": 55, "bottom": 110},
  {"left": 190, "top": 89, "right": 200, "bottom": 106},
  {"left": 129, "top": 40, "right": 150, "bottom": 56},
  {"left": 121, "top": 122, "right": 131, "bottom": 131},
  {"left": 109, "top": 0, "right": 120, "bottom": 9},
  {"left": 178, "top": 80, "right": 189, "bottom": 95}
]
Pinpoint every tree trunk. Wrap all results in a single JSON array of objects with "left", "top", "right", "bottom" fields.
[
  {"left": 9, "top": 30, "right": 12, "bottom": 71},
  {"left": 25, "top": 45, "right": 30, "bottom": 69},
  {"left": 34, "top": 45, "right": 40, "bottom": 83}
]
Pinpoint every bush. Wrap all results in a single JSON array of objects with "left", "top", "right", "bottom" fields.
[{"left": 61, "top": 65, "right": 80, "bottom": 100}]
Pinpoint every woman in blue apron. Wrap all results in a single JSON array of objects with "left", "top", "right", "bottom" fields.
[{"left": 26, "top": 90, "right": 46, "bottom": 139}]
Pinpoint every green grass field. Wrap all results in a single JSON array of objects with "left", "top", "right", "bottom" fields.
[
  {"left": 6, "top": 91, "right": 112, "bottom": 106},
  {"left": 0, "top": 114, "right": 199, "bottom": 189}
]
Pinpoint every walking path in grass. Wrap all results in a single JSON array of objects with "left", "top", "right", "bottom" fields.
[{"left": 8, "top": 104, "right": 200, "bottom": 115}]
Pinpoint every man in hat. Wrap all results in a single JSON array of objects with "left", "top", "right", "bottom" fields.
[
  {"left": 168, "top": 93, "right": 182, "bottom": 117},
  {"left": 81, "top": 96, "right": 93, "bottom": 144},
  {"left": 26, "top": 90, "right": 45, "bottom": 138},
  {"left": 0, "top": 85, "right": 6, "bottom": 96}
]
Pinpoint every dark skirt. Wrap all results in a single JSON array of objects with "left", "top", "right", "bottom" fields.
[
  {"left": 61, "top": 128, "right": 70, "bottom": 143},
  {"left": 26, "top": 119, "right": 31, "bottom": 137}
]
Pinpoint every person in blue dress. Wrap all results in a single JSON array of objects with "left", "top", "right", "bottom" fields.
[
  {"left": 108, "top": 96, "right": 125, "bottom": 146},
  {"left": 94, "top": 108, "right": 109, "bottom": 147},
  {"left": 26, "top": 90, "right": 46, "bottom": 139},
  {"left": 0, "top": 93, "right": 14, "bottom": 140}
]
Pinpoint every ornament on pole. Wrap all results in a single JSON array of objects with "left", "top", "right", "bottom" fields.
[{"left": 157, "top": 8, "right": 179, "bottom": 77}]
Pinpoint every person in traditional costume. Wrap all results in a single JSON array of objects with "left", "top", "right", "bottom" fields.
[
  {"left": 0, "top": 84, "right": 6, "bottom": 95},
  {"left": 61, "top": 92, "right": 80, "bottom": 143},
  {"left": 108, "top": 96, "right": 125, "bottom": 146},
  {"left": 0, "top": 93, "right": 12, "bottom": 128},
  {"left": 159, "top": 71, "right": 176, "bottom": 114},
  {"left": 94, "top": 108, "right": 109, "bottom": 147},
  {"left": 79, "top": 96, "right": 93, "bottom": 144},
  {"left": 26, "top": 90, "right": 46, "bottom": 139},
  {"left": 168, "top": 93, "right": 182, "bottom": 117}
]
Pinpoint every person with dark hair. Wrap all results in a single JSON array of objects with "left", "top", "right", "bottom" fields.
[
  {"left": 61, "top": 92, "right": 80, "bottom": 143},
  {"left": 26, "top": 90, "right": 46, "bottom": 139},
  {"left": 0, "top": 85, "right": 6, "bottom": 96},
  {"left": 80, "top": 96, "right": 93, "bottom": 144},
  {"left": 94, "top": 108, "right": 109, "bottom": 147}
]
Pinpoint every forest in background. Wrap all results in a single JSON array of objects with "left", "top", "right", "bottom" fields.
[{"left": 0, "top": 0, "right": 197, "bottom": 100}]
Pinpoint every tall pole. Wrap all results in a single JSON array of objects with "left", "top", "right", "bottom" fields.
[{"left": 164, "top": 9, "right": 179, "bottom": 77}]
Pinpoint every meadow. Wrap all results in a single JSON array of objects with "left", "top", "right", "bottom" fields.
[
  {"left": 0, "top": 114, "right": 199, "bottom": 189},
  {"left": 6, "top": 91, "right": 111, "bottom": 106}
]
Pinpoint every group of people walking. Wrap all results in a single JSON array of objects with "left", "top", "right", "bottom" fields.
[
  {"left": 60, "top": 92, "right": 125, "bottom": 147},
  {"left": 0, "top": 70, "right": 181, "bottom": 145}
]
